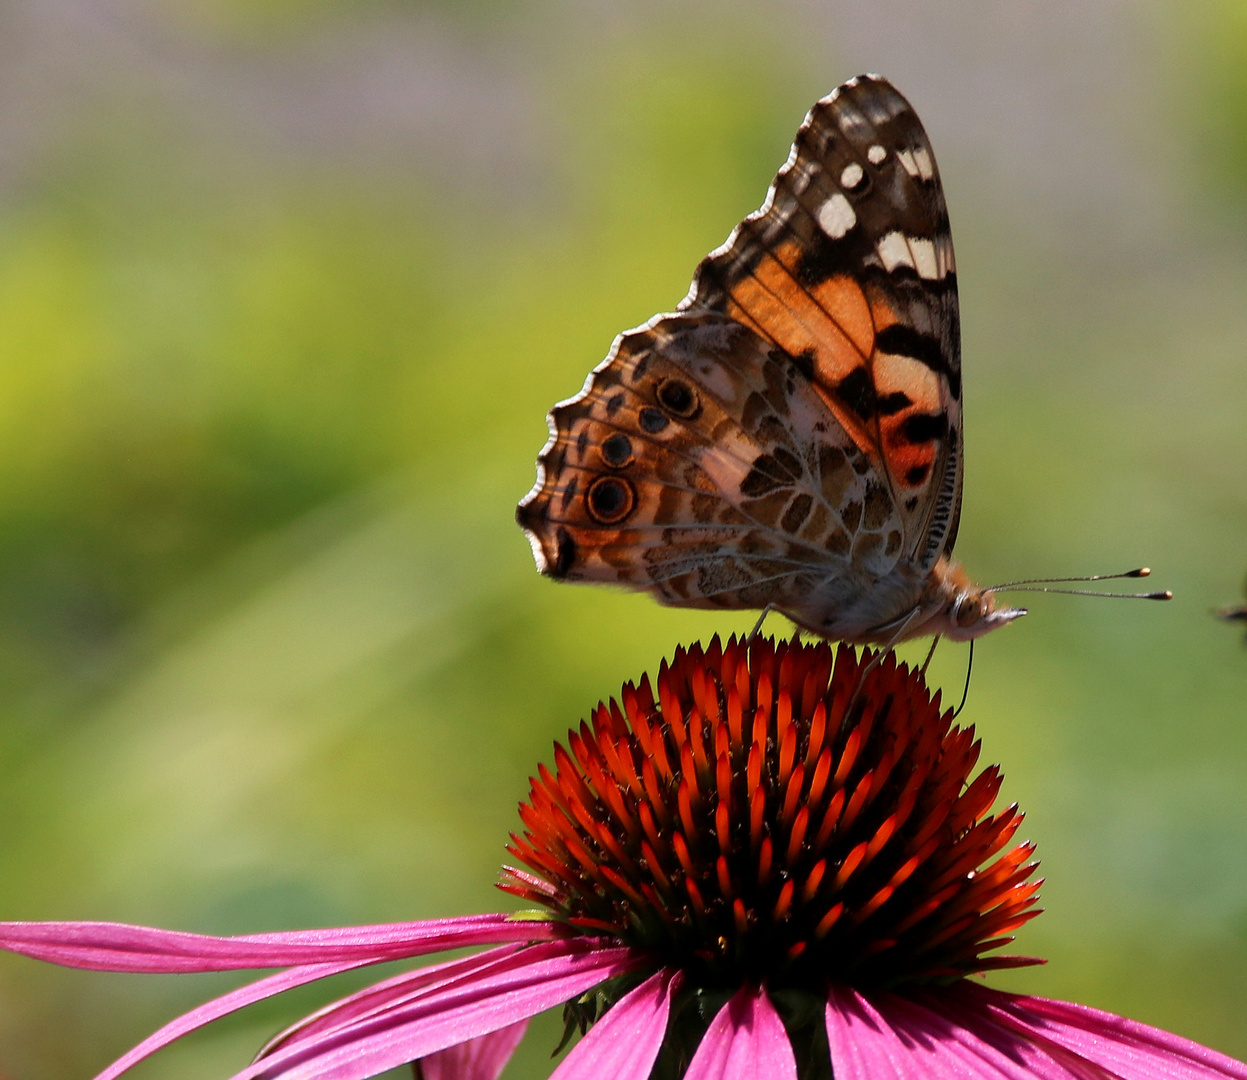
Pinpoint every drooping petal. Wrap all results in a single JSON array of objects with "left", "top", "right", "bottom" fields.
[
  {"left": 0, "top": 914, "right": 563, "bottom": 973},
  {"left": 950, "top": 984, "right": 1247, "bottom": 1080},
  {"left": 93, "top": 947, "right": 529, "bottom": 1080},
  {"left": 417, "top": 1019, "right": 529, "bottom": 1080},
  {"left": 825, "top": 984, "right": 1085, "bottom": 1080},
  {"left": 93, "top": 961, "right": 370, "bottom": 1080},
  {"left": 548, "top": 968, "right": 680, "bottom": 1080},
  {"left": 225, "top": 939, "right": 645, "bottom": 1080},
  {"left": 683, "top": 984, "right": 797, "bottom": 1080}
]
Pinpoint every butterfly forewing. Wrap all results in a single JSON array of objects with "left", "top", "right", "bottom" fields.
[
  {"left": 683, "top": 75, "right": 963, "bottom": 569},
  {"left": 519, "top": 75, "right": 967, "bottom": 640}
]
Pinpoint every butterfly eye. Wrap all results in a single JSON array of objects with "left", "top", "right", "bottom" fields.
[
  {"left": 600, "top": 433, "right": 635, "bottom": 468},
  {"left": 954, "top": 595, "right": 983, "bottom": 629},
  {"left": 586, "top": 476, "right": 636, "bottom": 524},
  {"left": 656, "top": 378, "right": 700, "bottom": 419}
]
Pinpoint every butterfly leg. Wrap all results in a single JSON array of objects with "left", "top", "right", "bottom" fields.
[
  {"left": 951, "top": 639, "right": 975, "bottom": 719},
  {"left": 920, "top": 635, "right": 941, "bottom": 676},
  {"left": 843, "top": 609, "right": 925, "bottom": 719},
  {"left": 749, "top": 604, "right": 777, "bottom": 640}
]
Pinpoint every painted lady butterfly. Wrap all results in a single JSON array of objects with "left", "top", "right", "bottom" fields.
[
  {"left": 517, "top": 75, "right": 1036, "bottom": 645},
  {"left": 1221, "top": 577, "right": 1247, "bottom": 631}
]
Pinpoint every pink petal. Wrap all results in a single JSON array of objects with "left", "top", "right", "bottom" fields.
[
  {"left": 826, "top": 984, "right": 1084, "bottom": 1080},
  {"left": 0, "top": 914, "right": 564, "bottom": 973},
  {"left": 93, "top": 961, "right": 370, "bottom": 1080},
  {"left": 226, "top": 939, "right": 645, "bottom": 1080},
  {"left": 548, "top": 968, "right": 681, "bottom": 1080},
  {"left": 684, "top": 984, "right": 797, "bottom": 1080},
  {"left": 827, "top": 982, "right": 1247, "bottom": 1080},
  {"left": 93, "top": 946, "right": 530, "bottom": 1080},
  {"left": 257, "top": 946, "right": 538, "bottom": 1055},
  {"left": 417, "top": 1019, "right": 529, "bottom": 1080},
  {"left": 950, "top": 984, "right": 1247, "bottom": 1080}
]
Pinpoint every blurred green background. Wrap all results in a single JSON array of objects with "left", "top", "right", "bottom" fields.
[{"left": 0, "top": 0, "right": 1245, "bottom": 1075}]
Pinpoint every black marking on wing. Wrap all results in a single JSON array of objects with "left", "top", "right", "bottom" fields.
[{"left": 875, "top": 324, "right": 959, "bottom": 400}]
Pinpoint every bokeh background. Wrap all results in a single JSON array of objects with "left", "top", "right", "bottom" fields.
[{"left": 0, "top": 0, "right": 1244, "bottom": 1075}]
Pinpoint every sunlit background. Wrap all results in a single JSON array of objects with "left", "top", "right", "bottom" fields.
[{"left": 0, "top": 0, "right": 1244, "bottom": 1075}]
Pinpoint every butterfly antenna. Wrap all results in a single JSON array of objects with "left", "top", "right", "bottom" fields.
[
  {"left": 989, "top": 567, "right": 1172, "bottom": 601},
  {"left": 999, "top": 585, "right": 1172, "bottom": 600},
  {"left": 989, "top": 566, "right": 1153, "bottom": 589},
  {"left": 951, "top": 639, "right": 974, "bottom": 720}
]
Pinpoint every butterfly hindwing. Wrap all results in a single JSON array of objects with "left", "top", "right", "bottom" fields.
[
  {"left": 683, "top": 74, "right": 963, "bottom": 572},
  {"left": 517, "top": 313, "right": 905, "bottom": 612}
]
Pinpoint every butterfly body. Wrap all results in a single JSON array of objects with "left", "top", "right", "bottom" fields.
[{"left": 518, "top": 75, "right": 1025, "bottom": 646}]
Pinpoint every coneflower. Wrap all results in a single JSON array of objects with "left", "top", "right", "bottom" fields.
[{"left": 0, "top": 636, "right": 1242, "bottom": 1080}]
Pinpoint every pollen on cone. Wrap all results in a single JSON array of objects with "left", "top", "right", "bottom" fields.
[{"left": 500, "top": 635, "right": 1041, "bottom": 991}]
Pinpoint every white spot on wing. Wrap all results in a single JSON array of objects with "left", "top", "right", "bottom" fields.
[
  {"left": 877, "top": 231, "right": 914, "bottom": 272},
  {"left": 896, "top": 149, "right": 919, "bottom": 177},
  {"left": 909, "top": 237, "right": 939, "bottom": 280},
  {"left": 867, "top": 144, "right": 886, "bottom": 165},
  {"left": 817, "top": 194, "right": 857, "bottom": 239},
  {"left": 840, "top": 162, "right": 864, "bottom": 189},
  {"left": 912, "top": 147, "right": 935, "bottom": 181}
]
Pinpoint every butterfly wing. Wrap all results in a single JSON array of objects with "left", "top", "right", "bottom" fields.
[
  {"left": 519, "top": 75, "right": 962, "bottom": 636},
  {"left": 684, "top": 74, "right": 963, "bottom": 572},
  {"left": 517, "top": 311, "right": 904, "bottom": 612}
]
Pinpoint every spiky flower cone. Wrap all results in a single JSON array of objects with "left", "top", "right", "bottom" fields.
[{"left": 502, "top": 636, "right": 1041, "bottom": 1074}]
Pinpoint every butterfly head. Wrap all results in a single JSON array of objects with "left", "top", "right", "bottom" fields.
[
  {"left": 943, "top": 585, "right": 1027, "bottom": 641},
  {"left": 922, "top": 559, "right": 1027, "bottom": 642}
]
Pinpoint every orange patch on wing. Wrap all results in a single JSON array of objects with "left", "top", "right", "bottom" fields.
[
  {"left": 809, "top": 275, "right": 875, "bottom": 361},
  {"left": 726, "top": 245, "right": 866, "bottom": 373},
  {"left": 878, "top": 365, "right": 941, "bottom": 490},
  {"left": 868, "top": 301, "right": 945, "bottom": 492},
  {"left": 882, "top": 434, "right": 937, "bottom": 489},
  {"left": 869, "top": 298, "right": 899, "bottom": 337},
  {"left": 724, "top": 242, "right": 880, "bottom": 458}
]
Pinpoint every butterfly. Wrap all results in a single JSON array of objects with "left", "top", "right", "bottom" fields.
[
  {"left": 517, "top": 74, "right": 1025, "bottom": 646},
  {"left": 1221, "top": 576, "right": 1247, "bottom": 632}
]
